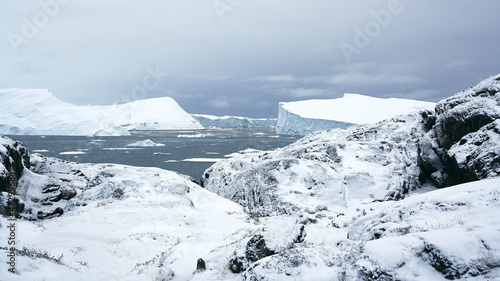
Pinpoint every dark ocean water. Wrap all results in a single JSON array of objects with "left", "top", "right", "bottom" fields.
[{"left": 8, "top": 127, "right": 299, "bottom": 181}]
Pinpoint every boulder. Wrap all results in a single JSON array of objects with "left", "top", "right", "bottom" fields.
[
  {"left": 245, "top": 234, "right": 276, "bottom": 263},
  {"left": 196, "top": 258, "right": 206, "bottom": 271}
]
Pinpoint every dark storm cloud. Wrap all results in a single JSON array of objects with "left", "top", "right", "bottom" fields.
[{"left": 1, "top": 0, "right": 499, "bottom": 117}]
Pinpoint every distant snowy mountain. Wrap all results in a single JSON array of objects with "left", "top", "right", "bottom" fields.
[
  {"left": 277, "top": 94, "right": 436, "bottom": 135},
  {"left": 0, "top": 89, "right": 202, "bottom": 136},
  {"left": 1, "top": 74, "right": 499, "bottom": 280},
  {"left": 191, "top": 114, "right": 277, "bottom": 128}
]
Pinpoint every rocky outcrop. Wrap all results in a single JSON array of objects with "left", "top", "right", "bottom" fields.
[
  {"left": 245, "top": 235, "right": 276, "bottom": 263},
  {"left": 200, "top": 74, "right": 500, "bottom": 280},
  {"left": 0, "top": 136, "right": 30, "bottom": 217},
  {"left": 0, "top": 136, "right": 29, "bottom": 192},
  {"left": 432, "top": 74, "right": 500, "bottom": 186},
  {"left": 203, "top": 112, "right": 430, "bottom": 217}
]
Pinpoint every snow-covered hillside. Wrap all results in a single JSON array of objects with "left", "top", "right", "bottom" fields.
[
  {"left": 277, "top": 94, "right": 436, "bottom": 135},
  {"left": 204, "top": 111, "right": 430, "bottom": 216},
  {"left": 192, "top": 114, "right": 277, "bottom": 128},
  {"left": 0, "top": 89, "right": 202, "bottom": 136},
  {"left": 200, "top": 74, "right": 500, "bottom": 279},
  {"left": 1, "top": 140, "right": 500, "bottom": 280},
  {"left": 1, "top": 74, "right": 499, "bottom": 280}
]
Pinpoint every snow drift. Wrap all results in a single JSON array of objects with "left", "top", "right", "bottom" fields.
[
  {"left": 276, "top": 93, "right": 436, "bottom": 135},
  {"left": 0, "top": 89, "right": 202, "bottom": 136}
]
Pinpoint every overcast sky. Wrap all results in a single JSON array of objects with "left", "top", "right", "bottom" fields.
[{"left": 1, "top": 1, "right": 499, "bottom": 117}]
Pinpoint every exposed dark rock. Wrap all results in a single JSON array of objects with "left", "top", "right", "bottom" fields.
[
  {"left": 88, "top": 171, "right": 115, "bottom": 188},
  {"left": 294, "top": 225, "right": 306, "bottom": 243},
  {"left": 37, "top": 207, "right": 64, "bottom": 220},
  {"left": 420, "top": 110, "right": 436, "bottom": 132},
  {"left": 0, "top": 195, "right": 25, "bottom": 217},
  {"left": 359, "top": 267, "right": 395, "bottom": 281},
  {"left": 431, "top": 74, "right": 500, "bottom": 186},
  {"left": 112, "top": 188, "right": 124, "bottom": 199},
  {"left": 42, "top": 184, "right": 61, "bottom": 194},
  {"left": 228, "top": 255, "right": 247, "bottom": 273},
  {"left": 0, "top": 136, "right": 30, "bottom": 193},
  {"left": 0, "top": 137, "right": 30, "bottom": 217},
  {"left": 417, "top": 137, "right": 446, "bottom": 187},
  {"left": 423, "top": 243, "right": 469, "bottom": 280},
  {"left": 242, "top": 249, "right": 308, "bottom": 279},
  {"left": 61, "top": 188, "right": 77, "bottom": 200},
  {"left": 196, "top": 258, "right": 206, "bottom": 271},
  {"left": 246, "top": 235, "right": 276, "bottom": 263}
]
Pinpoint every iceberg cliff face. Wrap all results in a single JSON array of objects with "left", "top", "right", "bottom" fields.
[
  {"left": 0, "top": 89, "right": 202, "bottom": 136},
  {"left": 276, "top": 102, "right": 353, "bottom": 135},
  {"left": 277, "top": 94, "right": 436, "bottom": 135},
  {"left": 192, "top": 114, "right": 277, "bottom": 128}
]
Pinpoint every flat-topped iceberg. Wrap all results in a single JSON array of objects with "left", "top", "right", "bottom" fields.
[{"left": 277, "top": 93, "right": 436, "bottom": 135}]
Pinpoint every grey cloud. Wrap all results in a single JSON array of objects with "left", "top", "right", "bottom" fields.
[{"left": 1, "top": 0, "right": 499, "bottom": 117}]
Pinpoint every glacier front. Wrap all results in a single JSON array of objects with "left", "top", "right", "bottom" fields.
[{"left": 277, "top": 93, "right": 436, "bottom": 135}]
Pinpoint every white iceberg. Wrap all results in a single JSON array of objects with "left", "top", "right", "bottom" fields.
[
  {"left": 125, "top": 139, "right": 165, "bottom": 147},
  {"left": 191, "top": 114, "right": 277, "bottom": 128},
  {"left": 277, "top": 93, "right": 436, "bottom": 135},
  {"left": 0, "top": 89, "right": 202, "bottom": 136}
]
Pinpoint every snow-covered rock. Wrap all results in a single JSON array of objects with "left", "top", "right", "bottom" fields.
[
  {"left": 199, "top": 74, "right": 500, "bottom": 280},
  {"left": 0, "top": 89, "right": 202, "bottom": 136},
  {"left": 433, "top": 74, "right": 500, "bottom": 186},
  {"left": 192, "top": 114, "right": 277, "bottom": 128},
  {"left": 241, "top": 178, "right": 500, "bottom": 281},
  {"left": 0, "top": 136, "right": 29, "bottom": 216},
  {"left": 0, "top": 152, "right": 259, "bottom": 280},
  {"left": 276, "top": 94, "right": 436, "bottom": 135},
  {"left": 203, "top": 111, "right": 432, "bottom": 217}
]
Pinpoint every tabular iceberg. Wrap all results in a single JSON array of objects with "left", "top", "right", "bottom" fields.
[
  {"left": 0, "top": 89, "right": 202, "bottom": 136},
  {"left": 277, "top": 93, "right": 436, "bottom": 135}
]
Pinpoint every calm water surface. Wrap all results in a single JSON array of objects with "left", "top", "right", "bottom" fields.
[{"left": 9, "top": 127, "right": 299, "bottom": 181}]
